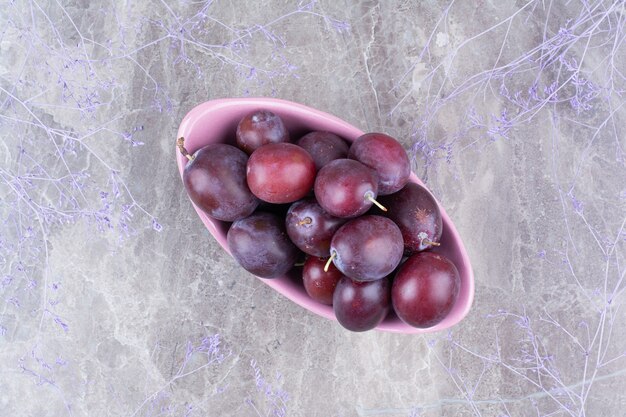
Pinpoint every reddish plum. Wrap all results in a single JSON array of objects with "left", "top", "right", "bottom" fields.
[
  {"left": 297, "top": 131, "right": 349, "bottom": 170},
  {"left": 236, "top": 109, "right": 289, "bottom": 154},
  {"left": 285, "top": 199, "right": 346, "bottom": 257},
  {"left": 379, "top": 182, "right": 442, "bottom": 252},
  {"left": 302, "top": 256, "right": 344, "bottom": 305},
  {"left": 392, "top": 252, "right": 460, "bottom": 328},
  {"left": 348, "top": 133, "right": 410, "bottom": 195},
  {"left": 314, "top": 159, "right": 385, "bottom": 218},
  {"left": 247, "top": 143, "right": 316, "bottom": 204},
  {"left": 333, "top": 276, "right": 390, "bottom": 332},
  {"left": 329, "top": 215, "right": 403, "bottom": 282}
]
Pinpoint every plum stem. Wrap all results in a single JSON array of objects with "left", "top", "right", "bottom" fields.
[
  {"left": 418, "top": 232, "right": 440, "bottom": 247},
  {"left": 364, "top": 191, "right": 387, "bottom": 212},
  {"left": 297, "top": 217, "right": 312, "bottom": 226},
  {"left": 324, "top": 252, "right": 336, "bottom": 272},
  {"left": 177, "top": 137, "right": 195, "bottom": 161}
]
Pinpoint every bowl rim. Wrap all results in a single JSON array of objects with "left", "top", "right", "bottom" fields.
[{"left": 176, "top": 97, "right": 475, "bottom": 334}]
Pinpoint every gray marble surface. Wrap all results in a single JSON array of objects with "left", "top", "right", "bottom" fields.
[{"left": 1, "top": 1, "right": 625, "bottom": 416}]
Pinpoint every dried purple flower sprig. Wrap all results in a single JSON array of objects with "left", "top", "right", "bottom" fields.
[
  {"left": 130, "top": 335, "right": 231, "bottom": 417},
  {"left": 246, "top": 359, "right": 289, "bottom": 417},
  {"left": 388, "top": 1, "right": 626, "bottom": 416},
  {"left": 127, "top": 335, "right": 294, "bottom": 417},
  {"left": 1, "top": 0, "right": 348, "bottom": 415},
  {"left": 391, "top": 0, "right": 625, "bottom": 171}
]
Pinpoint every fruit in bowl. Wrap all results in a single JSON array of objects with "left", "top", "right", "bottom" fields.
[{"left": 175, "top": 98, "right": 474, "bottom": 333}]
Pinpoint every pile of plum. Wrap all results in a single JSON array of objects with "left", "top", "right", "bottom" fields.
[{"left": 178, "top": 110, "right": 460, "bottom": 332}]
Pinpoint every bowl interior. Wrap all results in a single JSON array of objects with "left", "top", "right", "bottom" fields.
[{"left": 176, "top": 97, "right": 474, "bottom": 334}]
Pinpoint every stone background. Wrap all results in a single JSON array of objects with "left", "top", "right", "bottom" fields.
[{"left": 1, "top": 1, "right": 625, "bottom": 416}]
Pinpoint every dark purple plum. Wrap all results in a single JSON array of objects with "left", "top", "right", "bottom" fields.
[
  {"left": 314, "top": 159, "right": 385, "bottom": 218},
  {"left": 227, "top": 212, "right": 300, "bottom": 278},
  {"left": 378, "top": 182, "right": 442, "bottom": 252},
  {"left": 285, "top": 199, "right": 347, "bottom": 257},
  {"left": 392, "top": 252, "right": 460, "bottom": 328},
  {"left": 329, "top": 215, "right": 403, "bottom": 282},
  {"left": 348, "top": 133, "right": 410, "bottom": 195},
  {"left": 178, "top": 139, "right": 259, "bottom": 222},
  {"left": 236, "top": 109, "right": 290, "bottom": 155},
  {"left": 247, "top": 143, "right": 316, "bottom": 204},
  {"left": 297, "top": 131, "right": 349, "bottom": 171},
  {"left": 302, "top": 256, "right": 344, "bottom": 305},
  {"left": 333, "top": 275, "right": 390, "bottom": 332}
]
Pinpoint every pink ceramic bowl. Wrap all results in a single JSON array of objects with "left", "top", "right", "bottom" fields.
[{"left": 176, "top": 97, "right": 474, "bottom": 334}]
